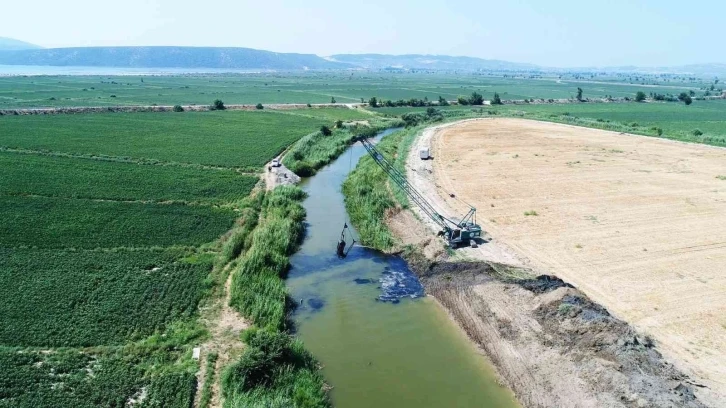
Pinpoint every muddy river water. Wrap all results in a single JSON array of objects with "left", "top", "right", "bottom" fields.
[{"left": 286, "top": 129, "right": 519, "bottom": 407}]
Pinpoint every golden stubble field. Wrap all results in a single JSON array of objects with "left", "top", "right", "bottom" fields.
[{"left": 431, "top": 118, "right": 726, "bottom": 398}]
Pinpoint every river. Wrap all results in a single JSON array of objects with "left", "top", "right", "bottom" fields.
[{"left": 285, "top": 128, "right": 520, "bottom": 407}]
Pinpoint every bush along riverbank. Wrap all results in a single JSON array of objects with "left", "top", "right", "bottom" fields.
[
  {"left": 341, "top": 118, "right": 710, "bottom": 408},
  {"left": 223, "top": 185, "right": 329, "bottom": 408},
  {"left": 283, "top": 117, "right": 404, "bottom": 177}
]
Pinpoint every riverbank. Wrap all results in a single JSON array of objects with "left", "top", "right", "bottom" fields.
[
  {"left": 213, "top": 185, "right": 330, "bottom": 408},
  {"left": 342, "top": 121, "right": 711, "bottom": 407}
]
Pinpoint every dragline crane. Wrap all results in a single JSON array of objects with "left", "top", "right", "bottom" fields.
[{"left": 355, "top": 136, "right": 482, "bottom": 248}]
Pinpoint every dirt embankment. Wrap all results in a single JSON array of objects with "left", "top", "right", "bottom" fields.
[
  {"left": 386, "top": 119, "right": 718, "bottom": 407},
  {"left": 401, "top": 249, "right": 708, "bottom": 408}
]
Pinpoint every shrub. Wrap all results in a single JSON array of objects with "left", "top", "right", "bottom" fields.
[
  {"left": 656, "top": 127, "right": 663, "bottom": 136},
  {"left": 110, "top": 94, "right": 117, "bottom": 98},
  {"left": 256, "top": 103, "right": 264, "bottom": 110},
  {"left": 438, "top": 96, "right": 449, "bottom": 106},
  {"left": 368, "top": 97, "right": 378, "bottom": 108},
  {"left": 173, "top": 105, "right": 184, "bottom": 112},
  {"left": 693, "top": 129, "right": 703, "bottom": 136},
  {"left": 306, "top": 103, "right": 312, "bottom": 107},
  {"left": 335, "top": 120, "right": 344, "bottom": 128},
  {"left": 491, "top": 92, "right": 503, "bottom": 105},
  {"left": 320, "top": 125, "right": 332, "bottom": 136},
  {"left": 469, "top": 92, "right": 484, "bottom": 105},
  {"left": 221, "top": 328, "right": 328, "bottom": 407},
  {"left": 456, "top": 96, "right": 470, "bottom": 105},
  {"left": 212, "top": 99, "right": 226, "bottom": 110},
  {"left": 635, "top": 91, "right": 646, "bottom": 102},
  {"left": 330, "top": 97, "right": 336, "bottom": 104}
]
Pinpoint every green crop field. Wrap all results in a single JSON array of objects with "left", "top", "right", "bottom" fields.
[
  {"left": 0, "top": 195, "right": 237, "bottom": 249},
  {"left": 0, "top": 346, "right": 196, "bottom": 408},
  {"left": 0, "top": 248, "right": 211, "bottom": 346},
  {"left": 0, "top": 110, "right": 337, "bottom": 168},
  {"left": 0, "top": 72, "right": 716, "bottom": 109},
  {"left": 0, "top": 152, "right": 258, "bottom": 203}
]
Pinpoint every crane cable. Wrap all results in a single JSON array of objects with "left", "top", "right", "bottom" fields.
[{"left": 390, "top": 148, "right": 478, "bottom": 216}]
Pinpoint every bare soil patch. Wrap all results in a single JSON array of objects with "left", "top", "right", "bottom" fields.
[
  {"left": 264, "top": 156, "right": 300, "bottom": 190},
  {"left": 419, "top": 118, "right": 726, "bottom": 406}
]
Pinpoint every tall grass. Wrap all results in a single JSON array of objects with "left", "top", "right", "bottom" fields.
[
  {"left": 216, "top": 192, "right": 264, "bottom": 269},
  {"left": 229, "top": 185, "right": 306, "bottom": 330},
  {"left": 222, "top": 328, "right": 329, "bottom": 408},
  {"left": 283, "top": 118, "right": 404, "bottom": 177},
  {"left": 223, "top": 186, "right": 329, "bottom": 407}
]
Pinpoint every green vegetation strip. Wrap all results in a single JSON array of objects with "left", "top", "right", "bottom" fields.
[
  {"left": 0, "top": 73, "right": 715, "bottom": 108},
  {"left": 223, "top": 186, "right": 329, "bottom": 407},
  {"left": 283, "top": 117, "right": 403, "bottom": 176},
  {"left": 376, "top": 100, "right": 726, "bottom": 147},
  {"left": 229, "top": 186, "right": 306, "bottom": 330},
  {"left": 0, "top": 151, "right": 258, "bottom": 204},
  {"left": 0, "top": 195, "right": 237, "bottom": 249}
]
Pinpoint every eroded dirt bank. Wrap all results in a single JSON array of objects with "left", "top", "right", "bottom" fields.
[{"left": 402, "top": 251, "right": 707, "bottom": 408}]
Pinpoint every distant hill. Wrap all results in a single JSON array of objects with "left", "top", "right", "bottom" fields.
[
  {"left": 0, "top": 43, "right": 721, "bottom": 75},
  {"left": 0, "top": 46, "right": 349, "bottom": 70},
  {"left": 328, "top": 54, "right": 539, "bottom": 71},
  {"left": 0, "top": 37, "right": 42, "bottom": 51}
]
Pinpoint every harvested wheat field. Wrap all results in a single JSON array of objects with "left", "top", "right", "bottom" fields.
[{"left": 429, "top": 118, "right": 726, "bottom": 402}]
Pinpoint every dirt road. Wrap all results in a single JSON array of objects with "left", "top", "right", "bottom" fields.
[{"left": 410, "top": 118, "right": 725, "bottom": 406}]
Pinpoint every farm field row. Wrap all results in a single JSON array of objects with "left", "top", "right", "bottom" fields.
[
  {"left": 0, "top": 109, "right": 341, "bottom": 168},
  {"left": 0, "top": 195, "right": 237, "bottom": 249},
  {"left": 0, "top": 151, "right": 258, "bottom": 203},
  {"left": 0, "top": 72, "right": 715, "bottom": 108}
]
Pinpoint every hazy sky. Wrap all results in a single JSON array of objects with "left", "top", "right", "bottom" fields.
[{"left": 2, "top": 0, "right": 722, "bottom": 67}]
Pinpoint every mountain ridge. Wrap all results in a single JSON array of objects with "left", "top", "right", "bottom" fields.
[
  {"left": 0, "top": 46, "right": 348, "bottom": 70},
  {"left": 0, "top": 37, "right": 43, "bottom": 51}
]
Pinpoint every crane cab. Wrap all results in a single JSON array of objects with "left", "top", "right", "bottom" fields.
[{"left": 445, "top": 223, "right": 482, "bottom": 248}]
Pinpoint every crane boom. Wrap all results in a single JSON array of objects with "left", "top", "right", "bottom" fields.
[
  {"left": 356, "top": 136, "right": 483, "bottom": 247},
  {"left": 358, "top": 137, "right": 448, "bottom": 229}
]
